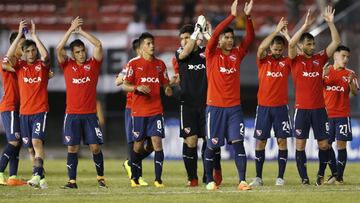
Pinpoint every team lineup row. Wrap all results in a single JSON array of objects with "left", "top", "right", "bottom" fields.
[{"left": 0, "top": 0, "right": 358, "bottom": 190}]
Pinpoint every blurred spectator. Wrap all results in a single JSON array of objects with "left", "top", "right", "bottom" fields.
[
  {"left": 126, "top": 14, "right": 146, "bottom": 56},
  {"left": 258, "top": 17, "right": 277, "bottom": 37},
  {"left": 285, "top": 0, "right": 303, "bottom": 25},
  {"left": 179, "top": 0, "right": 196, "bottom": 27},
  {"left": 152, "top": 0, "right": 166, "bottom": 28},
  {"left": 208, "top": 4, "right": 227, "bottom": 27},
  {"left": 135, "top": 0, "right": 152, "bottom": 23}
]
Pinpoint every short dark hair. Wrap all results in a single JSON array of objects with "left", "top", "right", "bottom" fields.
[
  {"left": 299, "top": 32, "right": 314, "bottom": 43},
  {"left": 69, "top": 39, "right": 85, "bottom": 51},
  {"left": 271, "top": 35, "right": 286, "bottom": 45},
  {"left": 221, "top": 27, "right": 234, "bottom": 35},
  {"left": 139, "top": 32, "right": 154, "bottom": 45},
  {"left": 335, "top": 45, "right": 350, "bottom": 53},
  {"left": 9, "top": 32, "right": 25, "bottom": 44},
  {"left": 132, "top": 38, "right": 140, "bottom": 52},
  {"left": 179, "top": 24, "right": 194, "bottom": 35},
  {"left": 22, "top": 39, "right": 36, "bottom": 51}
]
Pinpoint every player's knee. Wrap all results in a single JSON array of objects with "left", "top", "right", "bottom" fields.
[
  {"left": 32, "top": 139, "right": 43, "bottom": 150},
  {"left": 337, "top": 140, "right": 347, "bottom": 150},
  {"left": 133, "top": 141, "right": 144, "bottom": 153},
  {"left": 318, "top": 139, "right": 329, "bottom": 150},
  {"left": 67, "top": 145, "right": 80, "bottom": 153},
  {"left": 255, "top": 140, "right": 266, "bottom": 150},
  {"left": 9, "top": 141, "right": 20, "bottom": 147},
  {"left": 89, "top": 144, "right": 101, "bottom": 154},
  {"left": 295, "top": 139, "right": 306, "bottom": 150},
  {"left": 185, "top": 136, "right": 198, "bottom": 148},
  {"left": 277, "top": 138, "right": 287, "bottom": 150}
]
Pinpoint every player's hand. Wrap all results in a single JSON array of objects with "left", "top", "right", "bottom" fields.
[
  {"left": 48, "top": 70, "right": 55, "bottom": 79},
  {"left": 170, "top": 74, "right": 180, "bottom": 85},
  {"left": 135, "top": 85, "right": 151, "bottom": 94},
  {"left": 348, "top": 72, "right": 357, "bottom": 84},
  {"left": 231, "top": 0, "right": 238, "bottom": 16},
  {"left": 243, "top": 0, "right": 253, "bottom": 16},
  {"left": 323, "top": 5, "right": 335, "bottom": 23},
  {"left": 322, "top": 62, "right": 330, "bottom": 77},
  {"left": 70, "top": 16, "right": 83, "bottom": 32},
  {"left": 196, "top": 15, "right": 207, "bottom": 32},
  {"left": 30, "top": 20, "right": 36, "bottom": 36},
  {"left": 303, "top": 9, "right": 315, "bottom": 29},
  {"left": 275, "top": 17, "right": 288, "bottom": 33},
  {"left": 279, "top": 26, "right": 288, "bottom": 37},
  {"left": 164, "top": 85, "right": 173, "bottom": 96},
  {"left": 18, "top": 20, "right": 27, "bottom": 35},
  {"left": 1, "top": 59, "right": 16, "bottom": 72}
]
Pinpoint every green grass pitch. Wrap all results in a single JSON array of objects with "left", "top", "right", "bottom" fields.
[{"left": 1, "top": 159, "right": 359, "bottom": 203}]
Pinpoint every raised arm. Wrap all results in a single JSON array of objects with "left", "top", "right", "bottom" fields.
[
  {"left": 30, "top": 20, "right": 49, "bottom": 65},
  {"left": 6, "top": 20, "right": 26, "bottom": 61},
  {"left": 202, "top": 21, "right": 212, "bottom": 41},
  {"left": 323, "top": 6, "right": 341, "bottom": 57},
  {"left": 288, "top": 9, "right": 313, "bottom": 59},
  {"left": 257, "top": 17, "right": 287, "bottom": 59},
  {"left": 77, "top": 27, "right": 103, "bottom": 61},
  {"left": 178, "top": 16, "right": 205, "bottom": 60},
  {"left": 239, "top": 0, "right": 255, "bottom": 51},
  {"left": 206, "top": 0, "right": 238, "bottom": 55},
  {"left": 56, "top": 16, "right": 83, "bottom": 64}
]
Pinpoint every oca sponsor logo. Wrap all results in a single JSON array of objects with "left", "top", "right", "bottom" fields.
[
  {"left": 266, "top": 71, "right": 283, "bottom": 78},
  {"left": 302, "top": 72, "right": 320, "bottom": 77},
  {"left": 72, "top": 76, "right": 91, "bottom": 84},
  {"left": 24, "top": 77, "right": 41, "bottom": 84},
  {"left": 188, "top": 64, "right": 205, "bottom": 70},
  {"left": 140, "top": 77, "right": 159, "bottom": 83},
  {"left": 220, "top": 67, "right": 236, "bottom": 74},
  {"left": 326, "top": 85, "right": 345, "bottom": 92}
]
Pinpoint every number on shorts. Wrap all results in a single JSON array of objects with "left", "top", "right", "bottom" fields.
[
  {"left": 35, "top": 123, "right": 41, "bottom": 133},
  {"left": 240, "top": 123, "right": 244, "bottom": 135},
  {"left": 157, "top": 120, "right": 162, "bottom": 130},
  {"left": 282, "top": 121, "right": 290, "bottom": 132},
  {"left": 339, "top": 124, "right": 348, "bottom": 135}
]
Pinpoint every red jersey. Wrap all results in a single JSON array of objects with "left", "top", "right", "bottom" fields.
[
  {"left": 0, "top": 57, "right": 20, "bottom": 112},
  {"left": 15, "top": 59, "right": 49, "bottom": 115},
  {"left": 120, "top": 57, "right": 139, "bottom": 109},
  {"left": 205, "top": 15, "right": 254, "bottom": 107},
  {"left": 172, "top": 56, "right": 179, "bottom": 74},
  {"left": 124, "top": 56, "right": 169, "bottom": 117},
  {"left": 323, "top": 66, "right": 358, "bottom": 118},
  {"left": 59, "top": 57, "right": 101, "bottom": 114},
  {"left": 291, "top": 51, "right": 328, "bottom": 109},
  {"left": 257, "top": 55, "right": 291, "bottom": 106}
]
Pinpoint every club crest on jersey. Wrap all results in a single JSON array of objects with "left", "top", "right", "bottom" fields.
[
  {"left": 229, "top": 55, "right": 237, "bottom": 61},
  {"left": 84, "top": 65, "right": 91, "bottom": 71},
  {"left": 313, "top": 60, "right": 319, "bottom": 66},
  {"left": 279, "top": 61, "right": 285, "bottom": 67},
  {"left": 22, "top": 66, "right": 28, "bottom": 71},
  {"left": 184, "top": 127, "right": 191, "bottom": 134},
  {"left": 22, "top": 137, "right": 29, "bottom": 145},
  {"left": 199, "top": 52, "right": 205, "bottom": 58},
  {"left": 296, "top": 129, "right": 302, "bottom": 136},
  {"left": 133, "top": 131, "right": 140, "bottom": 138},
  {"left": 35, "top": 65, "right": 41, "bottom": 71},
  {"left": 342, "top": 76, "right": 349, "bottom": 82},
  {"left": 211, "top": 137, "right": 218, "bottom": 145},
  {"left": 65, "top": 136, "right": 71, "bottom": 143},
  {"left": 256, "top": 130, "right": 262, "bottom": 136},
  {"left": 72, "top": 66, "right": 77, "bottom": 72},
  {"left": 156, "top": 66, "right": 161, "bottom": 72}
]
